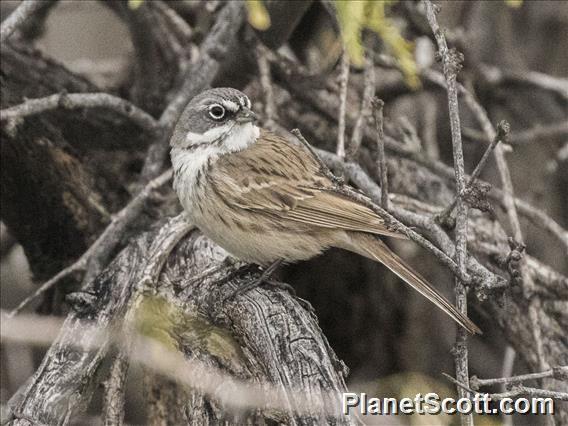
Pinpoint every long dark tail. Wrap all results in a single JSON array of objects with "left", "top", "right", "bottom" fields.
[{"left": 347, "top": 233, "right": 482, "bottom": 335}]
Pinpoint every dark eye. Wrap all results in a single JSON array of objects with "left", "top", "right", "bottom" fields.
[{"left": 208, "top": 104, "right": 226, "bottom": 120}]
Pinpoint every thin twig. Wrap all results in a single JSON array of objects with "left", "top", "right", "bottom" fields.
[
  {"left": 152, "top": 0, "right": 193, "bottom": 44},
  {"left": 336, "top": 53, "right": 350, "bottom": 159},
  {"left": 348, "top": 55, "right": 375, "bottom": 159},
  {"left": 449, "top": 68, "right": 550, "bottom": 379},
  {"left": 462, "top": 120, "right": 568, "bottom": 146},
  {"left": 256, "top": 43, "right": 277, "bottom": 128},
  {"left": 372, "top": 98, "right": 389, "bottom": 210},
  {"left": 0, "top": 92, "right": 160, "bottom": 134},
  {"left": 0, "top": 0, "right": 46, "bottom": 43},
  {"left": 8, "top": 261, "right": 85, "bottom": 317},
  {"left": 443, "top": 373, "right": 568, "bottom": 402},
  {"left": 426, "top": 26, "right": 553, "bottom": 422},
  {"left": 82, "top": 169, "right": 173, "bottom": 284},
  {"left": 470, "top": 366, "right": 568, "bottom": 390},
  {"left": 424, "top": 3, "right": 472, "bottom": 425},
  {"left": 316, "top": 148, "right": 508, "bottom": 293},
  {"left": 8, "top": 169, "right": 173, "bottom": 317},
  {"left": 464, "top": 120, "right": 509, "bottom": 188},
  {"left": 437, "top": 120, "right": 509, "bottom": 223},
  {"left": 421, "top": 94, "right": 440, "bottom": 160},
  {"left": 479, "top": 63, "right": 568, "bottom": 101},
  {"left": 424, "top": 71, "right": 564, "bottom": 406},
  {"left": 290, "top": 126, "right": 493, "bottom": 289},
  {"left": 291, "top": 129, "right": 342, "bottom": 185}
]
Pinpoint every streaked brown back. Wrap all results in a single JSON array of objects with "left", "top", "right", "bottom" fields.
[{"left": 210, "top": 130, "right": 404, "bottom": 238}]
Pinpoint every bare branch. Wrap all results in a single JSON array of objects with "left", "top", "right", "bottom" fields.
[
  {"left": 7, "top": 259, "right": 84, "bottom": 318},
  {"left": 157, "top": 3, "right": 244, "bottom": 130},
  {"left": 152, "top": 1, "right": 193, "bottom": 45},
  {"left": 336, "top": 53, "right": 350, "bottom": 159},
  {"left": 423, "top": 68, "right": 568, "bottom": 252},
  {"left": 443, "top": 373, "right": 568, "bottom": 402},
  {"left": 0, "top": 92, "right": 160, "bottom": 134},
  {"left": 463, "top": 120, "right": 568, "bottom": 146},
  {"left": 256, "top": 43, "right": 277, "bottom": 127},
  {"left": 470, "top": 366, "right": 568, "bottom": 390},
  {"left": 315, "top": 149, "right": 508, "bottom": 293},
  {"left": 423, "top": 4, "right": 472, "bottom": 425},
  {"left": 348, "top": 56, "right": 375, "bottom": 159},
  {"left": 83, "top": 169, "right": 173, "bottom": 284},
  {"left": 0, "top": 0, "right": 46, "bottom": 43},
  {"left": 8, "top": 169, "right": 173, "bottom": 316},
  {"left": 372, "top": 98, "right": 389, "bottom": 210},
  {"left": 424, "top": 34, "right": 557, "bottom": 423},
  {"left": 290, "top": 129, "right": 341, "bottom": 186},
  {"left": 480, "top": 63, "right": 568, "bottom": 101},
  {"left": 437, "top": 120, "right": 509, "bottom": 223}
]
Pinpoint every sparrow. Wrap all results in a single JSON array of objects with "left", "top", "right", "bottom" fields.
[{"left": 170, "top": 87, "right": 481, "bottom": 335}]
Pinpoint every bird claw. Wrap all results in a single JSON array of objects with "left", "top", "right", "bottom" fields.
[{"left": 224, "top": 260, "right": 283, "bottom": 301}]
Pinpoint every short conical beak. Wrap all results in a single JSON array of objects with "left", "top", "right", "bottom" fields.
[{"left": 236, "top": 107, "right": 258, "bottom": 124}]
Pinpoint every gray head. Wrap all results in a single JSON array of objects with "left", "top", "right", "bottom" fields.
[{"left": 170, "top": 88, "right": 258, "bottom": 150}]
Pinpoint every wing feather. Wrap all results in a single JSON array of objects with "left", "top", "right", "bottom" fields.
[{"left": 211, "top": 130, "right": 404, "bottom": 239}]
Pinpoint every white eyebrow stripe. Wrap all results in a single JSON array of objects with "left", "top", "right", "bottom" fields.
[
  {"left": 238, "top": 96, "right": 250, "bottom": 108},
  {"left": 221, "top": 100, "right": 239, "bottom": 112}
]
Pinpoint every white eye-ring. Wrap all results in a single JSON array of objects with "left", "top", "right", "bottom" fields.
[{"left": 208, "top": 104, "right": 226, "bottom": 120}]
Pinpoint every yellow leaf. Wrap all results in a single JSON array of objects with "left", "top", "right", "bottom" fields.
[
  {"left": 246, "top": 0, "right": 271, "bottom": 31},
  {"left": 335, "top": 0, "right": 366, "bottom": 67},
  {"left": 128, "top": 0, "right": 144, "bottom": 10},
  {"left": 504, "top": 0, "right": 523, "bottom": 8},
  {"left": 365, "top": 1, "right": 420, "bottom": 89},
  {"left": 334, "top": 0, "right": 420, "bottom": 89}
]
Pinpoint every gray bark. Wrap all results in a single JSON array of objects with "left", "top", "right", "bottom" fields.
[{"left": 6, "top": 216, "right": 355, "bottom": 425}]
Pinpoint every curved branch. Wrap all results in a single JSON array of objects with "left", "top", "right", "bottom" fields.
[
  {"left": 0, "top": 0, "right": 47, "bottom": 43},
  {"left": 0, "top": 92, "right": 160, "bottom": 134},
  {"left": 8, "top": 169, "right": 173, "bottom": 316}
]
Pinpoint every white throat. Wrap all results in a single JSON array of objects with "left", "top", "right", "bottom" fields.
[
  {"left": 171, "top": 122, "right": 260, "bottom": 209},
  {"left": 220, "top": 122, "right": 260, "bottom": 152}
]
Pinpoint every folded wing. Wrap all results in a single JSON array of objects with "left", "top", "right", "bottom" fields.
[{"left": 212, "top": 130, "right": 404, "bottom": 239}]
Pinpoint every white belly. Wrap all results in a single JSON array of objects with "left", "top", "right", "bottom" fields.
[{"left": 195, "top": 217, "right": 328, "bottom": 265}]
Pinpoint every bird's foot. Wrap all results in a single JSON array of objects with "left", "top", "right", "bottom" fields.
[
  {"left": 262, "top": 279, "right": 296, "bottom": 296},
  {"left": 225, "top": 260, "right": 284, "bottom": 300}
]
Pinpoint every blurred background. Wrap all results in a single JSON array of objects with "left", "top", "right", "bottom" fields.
[{"left": 1, "top": 1, "right": 567, "bottom": 425}]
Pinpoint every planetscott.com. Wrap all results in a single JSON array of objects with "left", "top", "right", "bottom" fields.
[{"left": 342, "top": 392, "right": 554, "bottom": 416}]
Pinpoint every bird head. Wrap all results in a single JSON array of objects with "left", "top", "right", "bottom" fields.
[{"left": 170, "top": 88, "right": 259, "bottom": 151}]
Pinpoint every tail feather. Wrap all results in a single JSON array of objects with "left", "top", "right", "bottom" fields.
[{"left": 347, "top": 233, "right": 482, "bottom": 335}]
